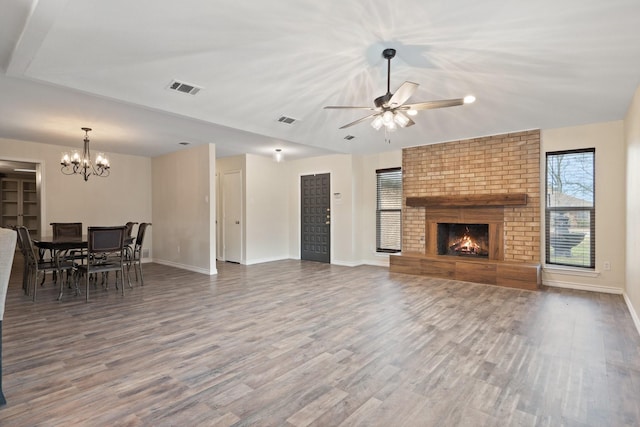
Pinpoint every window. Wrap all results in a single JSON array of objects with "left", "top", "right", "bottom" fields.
[
  {"left": 545, "top": 149, "right": 595, "bottom": 268},
  {"left": 376, "top": 167, "right": 402, "bottom": 253}
]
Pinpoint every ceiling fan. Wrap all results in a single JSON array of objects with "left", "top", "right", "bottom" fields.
[{"left": 324, "top": 48, "right": 475, "bottom": 131}]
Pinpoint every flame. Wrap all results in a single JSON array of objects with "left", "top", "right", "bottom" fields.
[{"left": 450, "top": 228, "right": 483, "bottom": 255}]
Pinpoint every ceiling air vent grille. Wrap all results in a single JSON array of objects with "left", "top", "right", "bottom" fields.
[
  {"left": 167, "top": 79, "right": 202, "bottom": 95},
  {"left": 277, "top": 115, "right": 298, "bottom": 125},
  {"left": 344, "top": 135, "right": 355, "bottom": 140}
]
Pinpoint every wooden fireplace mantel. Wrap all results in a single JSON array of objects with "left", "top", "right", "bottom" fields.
[{"left": 406, "top": 193, "right": 527, "bottom": 208}]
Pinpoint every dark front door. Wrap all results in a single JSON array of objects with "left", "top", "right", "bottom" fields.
[{"left": 301, "top": 173, "right": 330, "bottom": 263}]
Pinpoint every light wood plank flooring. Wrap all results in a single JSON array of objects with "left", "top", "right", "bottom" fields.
[{"left": 1, "top": 257, "right": 640, "bottom": 426}]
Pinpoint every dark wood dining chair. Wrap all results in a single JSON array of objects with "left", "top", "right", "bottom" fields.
[
  {"left": 127, "top": 222, "right": 151, "bottom": 286},
  {"left": 12, "top": 226, "right": 30, "bottom": 295},
  {"left": 124, "top": 222, "right": 137, "bottom": 239},
  {"left": 75, "top": 226, "right": 126, "bottom": 302},
  {"left": 16, "top": 226, "right": 74, "bottom": 301},
  {"left": 50, "top": 222, "right": 85, "bottom": 284},
  {"left": 51, "top": 222, "right": 82, "bottom": 239}
]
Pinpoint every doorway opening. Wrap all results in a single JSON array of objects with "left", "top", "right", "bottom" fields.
[{"left": 0, "top": 160, "right": 41, "bottom": 239}]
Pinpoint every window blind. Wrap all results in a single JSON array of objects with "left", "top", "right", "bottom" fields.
[
  {"left": 376, "top": 167, "right": 402, "bottom": 253},
  {"left": 545, "top": 149, "right": 595, "bottom": 268}
]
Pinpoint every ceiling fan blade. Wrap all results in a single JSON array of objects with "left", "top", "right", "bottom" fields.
[
  {"left": 403, "top": 98, "right": 465, "bottom": 110},
  {"left": 324, "top": 106, "right": 376, "bottom": 110},
  {"left": 338, "top": 113, "right": 379, "bottom": 129},
  {"left": 388, "top": 81, "right": 419, "bottom": 108}
]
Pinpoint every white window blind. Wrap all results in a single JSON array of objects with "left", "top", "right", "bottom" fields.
[
  {"left": 545, "top": 149, "right": 595, "bottom": 268},
  {"left": 376, "top": 168, "right": 402, "bottom": 253}
]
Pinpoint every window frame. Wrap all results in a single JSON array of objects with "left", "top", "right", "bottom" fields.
[
  {"left": 376, "top": 167, "right": 402, "bottom": 254},
  {"left": 545, "top": 148, "right": 595, "bottom": 268}
]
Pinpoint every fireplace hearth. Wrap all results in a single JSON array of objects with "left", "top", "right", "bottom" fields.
[{"left": 437, "top": 223, "right": 489, "bottom": 257}]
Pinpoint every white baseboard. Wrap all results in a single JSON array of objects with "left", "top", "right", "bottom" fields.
[
  {"left": 624, "top": 292, "right": 640, "bottom": 337},
  {"left": 244, "top": 255, "right": 289, "bottom": 266},
  {"left": 543, "top": 279, "right": 623, "bottom": 294},
  {"left": 362, "top": 259, "right": 390, "bottom": 267},
  {"left": 331, "top": 260, "right": 361, "bottom": 267},
  {"left": 153, "top": 259, "right": 217, "bottom": 275}
]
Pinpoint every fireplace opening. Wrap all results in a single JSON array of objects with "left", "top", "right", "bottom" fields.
[{"left": 437, "top": 223, "right": 489, "bottom": 257}]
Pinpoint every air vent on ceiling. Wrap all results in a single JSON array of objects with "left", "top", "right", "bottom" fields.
[
  {"left": 344, "top": 135, "right": 356, "bottom": 141},
  {"left": 167, "top": 79, "right": 202, "bottom": 95},
  {"left": 277, "top": 115, "right": 298, "bottom": 125}
]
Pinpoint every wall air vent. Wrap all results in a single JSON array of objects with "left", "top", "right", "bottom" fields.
[
  {"left": 167, "top": 79, "right": 202, "bottom": 95},
  {"left": 277, "top": 115, "right": 298, "bottom": 125},
  {"left": 344, "top": 135, "right": 355, "bottom": 140}
]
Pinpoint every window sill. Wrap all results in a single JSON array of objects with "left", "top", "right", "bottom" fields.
[{"left": 543, "top": 264, "right": 600, "bottom": 278}]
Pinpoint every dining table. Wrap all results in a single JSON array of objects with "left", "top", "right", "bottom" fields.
[{"left": 33, "top": 235, "right": 135, "bottom": 300}]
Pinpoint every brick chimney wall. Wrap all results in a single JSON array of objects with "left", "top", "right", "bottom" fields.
[{"left": 402, "top": 130, "right": 541, "bottom": 263}]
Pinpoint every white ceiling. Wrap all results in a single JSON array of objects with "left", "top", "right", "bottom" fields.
[{"left": 1, "top": 0, "right": 640, "bottom": 160}]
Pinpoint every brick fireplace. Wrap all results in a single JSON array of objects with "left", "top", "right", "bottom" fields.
[{"left": 390, "top": 131, "right": 541, "bottom": 290}]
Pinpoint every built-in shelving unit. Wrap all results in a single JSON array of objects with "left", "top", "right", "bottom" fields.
[{"left": 1, "top": 177, "right": 39, "bottom": 238}]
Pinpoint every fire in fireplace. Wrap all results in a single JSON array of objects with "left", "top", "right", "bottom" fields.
[{"left": 437, "top": 223, "right": 489, "bottom": 257}]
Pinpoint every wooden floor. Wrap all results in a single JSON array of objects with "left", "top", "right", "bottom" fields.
[{"left": 1, "top": 258, "right": 640, "bottom": 426}]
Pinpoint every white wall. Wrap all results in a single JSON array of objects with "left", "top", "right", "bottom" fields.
[
  {"left": 356, "top": 150, "right": 403, "bottom": 266},
  {"left": 0, "top": 137, "right": 152, "bottom": 250},
  {"left": 625, "top": 85, "right": 640, "bottom": 332},
  {"left": 541, "top": 121, "right": 626, "bottom": 293},
  {"left": 245, "top": 154, "right": 289, "bottom": 264},
  {"left": 152, "top": 143, "right": 216, "bottom": 274}
]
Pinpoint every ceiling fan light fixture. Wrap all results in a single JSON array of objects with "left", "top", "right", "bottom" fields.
[
  {"left": 382, "top": 110, "right": 394, "bottom": 124},
  {"left": 371, "top": 116, "right": 384, "bottom": 130},
  {"left": 386, "top": 120, "right": 397, "bottom": 131},
  {"left": 464, "top": 95, "right": 476, "bottom": 104},
  {"left": 394, "top": 111, "right": 410, "bottom": 127}
]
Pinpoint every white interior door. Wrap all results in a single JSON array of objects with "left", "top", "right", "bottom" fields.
[{"left": 223, "top": 170, "right": 242, "bottom": 263}]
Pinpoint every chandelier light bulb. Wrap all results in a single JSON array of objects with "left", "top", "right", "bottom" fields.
[{"left": 61, "top": 152, "right": 70, "bottom": 166}]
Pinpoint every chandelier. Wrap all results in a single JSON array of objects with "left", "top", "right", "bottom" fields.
[{"left": 60, "top": 127, "right": 110, "bottom": 181}]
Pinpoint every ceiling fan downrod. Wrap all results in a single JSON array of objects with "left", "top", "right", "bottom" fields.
[
  {"left": 375, "top": 49, "right": 397, "bottom": 109},
  {"left": 382, "top": 48, "right": 396, "bottom": 96}
]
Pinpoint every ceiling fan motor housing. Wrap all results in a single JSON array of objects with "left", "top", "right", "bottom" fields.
[
  {"left": 382, "top": 48, "right": 396, "bottom": 60},
  {"left": 374, "top": 94, "right": 393, "bottom": 108}
]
